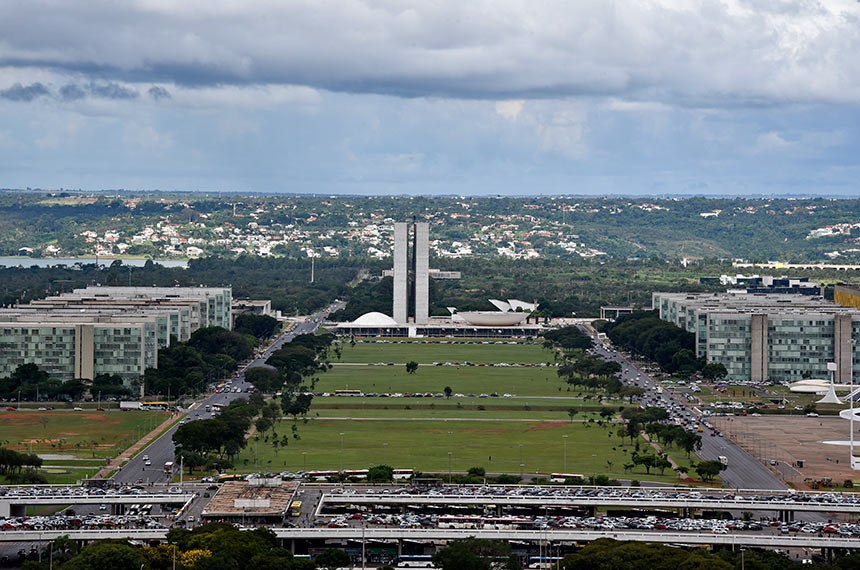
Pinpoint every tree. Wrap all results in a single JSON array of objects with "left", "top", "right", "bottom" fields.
[
  {"left": 678, "top": 431, "right": 703, "bottom": 457},
  {"left": 696, "top": 460, "right": 727, "bottom": 482},
  {"left": 433, "top": 539, "right": 520, "bottom": 570},
  {"left": 234, "top": 313, "right": 280, "bottom": 339},
  {"left": 63, "top": 542, "right": 146, "bottom": 570},
  {"left": 315, "top": 548, "right": 351, "bottom": 570},
  {"left": 244, "top": 367, "right": 284, "bottom": 393},
  {"left": 467, "top": 466, "right": 486, "bottom": 477},
  {"left": 568, "top": 408, "right": 577, "bottom": 423},
  {"left": 405, "top": 361, "right": 419, "bottom": 374},
  {"left": 701, "top": 362, "right": 728, "bottom": 381},
  {"left": 444, "top": 385, "right": 453, "bottom": 398},
  {"left": 367, "top": 464, "right": 394, "bottom": 483}
]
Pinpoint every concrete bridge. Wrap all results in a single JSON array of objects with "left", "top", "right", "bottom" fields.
[
  {"left": 319, "top": 492, "right": 860, "bottom": 520},
  {"left": 0, "top": 526, "right": 858, "bottom": 550},
  {"left": 0, "top": 493, "right": 194, "bottom": 517}
]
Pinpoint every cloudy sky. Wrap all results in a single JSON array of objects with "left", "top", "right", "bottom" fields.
[{"left": 1, "top": 0, "right": 859, "bottom": 196}]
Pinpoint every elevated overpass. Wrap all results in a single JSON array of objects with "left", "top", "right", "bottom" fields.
[
  {"left": 0, "top": 526, "right": 858, "bottom": 550},
  {"left": 319, "top": 492, "right": 860, "bottom": 519},
  {"left": 0, "top": 493, "right": 194, "bottom": 517}
]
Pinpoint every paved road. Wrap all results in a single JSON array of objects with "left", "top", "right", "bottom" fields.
[
  {"left": 112, "top": 301, "right": 345, "bottom": 486},
  {"left": 584, "top": 330, "right": 787, "bottom": 491}
]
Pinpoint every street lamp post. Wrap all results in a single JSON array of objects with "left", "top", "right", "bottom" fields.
[
  {"left": 563, "top": 435, "right": 569, "bottom": 471},
  {"left": 851, "top": 340, "right": 857, "bottom": 469},
  {"left": 447, "top": 451, "right": 453, "bottom": 483},
  {"left": 339, "top": 432, "right": 345, "bottom": 473}
]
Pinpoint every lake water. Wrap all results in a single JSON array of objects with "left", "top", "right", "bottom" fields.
[{"left": 0, "top": 257, "right": 188, "bottom": 268}]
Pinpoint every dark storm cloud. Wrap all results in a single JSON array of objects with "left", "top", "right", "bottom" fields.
[
  {"left": 88, "top": 82, "right": 138, "bottom": 99},
  {"left": 59, "top": 83, "right": 86, "bottom": 101},
  {"left": 147, "top": 85, "right": 171, "bottom": 100},
  {"left": 0, "top": 82, "right": 50, "bottom": 101},
  {"left": 1, "top": 1, "right": 859, "bottom": 105}
]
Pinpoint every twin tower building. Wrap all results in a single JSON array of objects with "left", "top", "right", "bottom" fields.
[{"left": 392, "top": 221, "right": 430, "bottom": 325}]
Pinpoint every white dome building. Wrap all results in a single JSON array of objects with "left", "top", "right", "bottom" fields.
[{"left": 349, "top": 312, "right": 399, "bottom": 327}]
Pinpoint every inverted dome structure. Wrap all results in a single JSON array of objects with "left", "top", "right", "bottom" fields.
[
  {"left": 452, "top": 298, "right": 537, "bottom": 326},
  {"left": 456, "top": 311, "right": 530, "bottom": 326}
]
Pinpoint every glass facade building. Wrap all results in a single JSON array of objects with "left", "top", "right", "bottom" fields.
[
  {"left": 653, "top": 292, "right": 860, "bottom": 383},
  {"left": 0, "top": 286, "right": 232, "bottom": 384}
]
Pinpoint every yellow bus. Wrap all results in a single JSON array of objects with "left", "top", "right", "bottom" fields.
[{"left": 289, "top": 500, "right": 302, "bottom": 517}]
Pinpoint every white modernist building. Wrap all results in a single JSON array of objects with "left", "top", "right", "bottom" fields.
[
  {"left": 338, "top": 222, "right": 541, "bottom": 338},
  {"left": 0, "top": 286, "right": 232, "bottom": 383}
]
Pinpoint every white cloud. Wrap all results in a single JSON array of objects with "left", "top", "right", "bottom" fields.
[
  {"left": 495, "top": 100, "right": 524, "bottom": 121},
  {"left": 0, "top": 1, "right": 859, "bottom": 104}
]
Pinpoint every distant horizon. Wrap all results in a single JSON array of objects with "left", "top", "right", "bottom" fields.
[{"left": 3, "top": 188, "right": 860, "bottom": 201}]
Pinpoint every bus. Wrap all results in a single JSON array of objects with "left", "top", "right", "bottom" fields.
[
  {"left": 289, "top": 500, "right": 302, "bottom": 517},
  {"left": 396, "top": 554, "right": 436, "bottom": 568},
  {"left": 527, "top": 556, "right": 564, "bottom": 569},
  {"left": 144, "top": 401, "right": 170, "bottom": 411},
  {"left": 549, "top": 473, "right": 585, "bottom": 483},
  {"left": 333, "top": 389, "right": 363, "bottom": 397},
  {"left": 343, "top": 469, "right": 368, "bottom": 480},
  {"left": 163, "top": 461, "right": 174, "bottom": 474},
  {"left": 217, "top": 473, "right": 244, "bottom": 483},
  {"left": 393, "top": 468, "right": 415, "bottom": 480},
  {"left": 306, "top": 470, "right": 338, "bottom": 481}
]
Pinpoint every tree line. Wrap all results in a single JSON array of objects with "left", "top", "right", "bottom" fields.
[{"left": 600, "top": 311, "right": 726, "bottom": 380}]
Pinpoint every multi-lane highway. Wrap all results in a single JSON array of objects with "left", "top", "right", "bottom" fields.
[
  {"left": 586, "top": 331, "right": 787, "bottom": 490},
  {"left": 113, "top": 301, "right": 345, "bottom": 485}
]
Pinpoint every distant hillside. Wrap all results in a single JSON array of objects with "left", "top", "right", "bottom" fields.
[{"left": 0, "top": 191, "right": 858, "bottom": 262}]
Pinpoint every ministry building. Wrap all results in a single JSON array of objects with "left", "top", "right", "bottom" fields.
[
  {"left": 652, "top": 291, "right": 860, "bottom": 384},
  {"left": 0, "top": 286, "right": 232, "bottom": 383}
]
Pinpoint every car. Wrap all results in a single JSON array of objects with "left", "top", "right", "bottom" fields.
[
  {"left": 4, "top": 407, "right": 15, "bottom": 411},
  {"left": 144, "top": 460, "right": 151, "bottom": 466},
  {"left": 806, "top": 412, "right": 820, "bottom": 417}
]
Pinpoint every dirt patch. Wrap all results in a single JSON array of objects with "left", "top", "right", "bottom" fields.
[
  {"left": 710, "top": 415, "right": 859, "bottom": 487},
  {"left": 524, "top": 421, "right": 568, "bottom": 432},
  {"left": 81, "top": 414, "right": 111, "bottom": 422},
  {"left": 0, "top": 412, "right": 41, "bottom": 425}
]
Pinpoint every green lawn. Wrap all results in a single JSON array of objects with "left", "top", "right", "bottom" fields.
[
  {"left": 238, "top": 418, "right": 684, "bottom": 484},
  {"left": 307, "top": 407, "right": 595, "bottom": 420},
  {"left": 315, "top": 365, "right": 570, "bottom": 397},
  {"left": 337, "top": 339, "right": 551, "bottom": 364},
  {"left": 0, "top": 410, "right": 169, "bottom": 459},
  {"left": 230, "top": 339, "right": 695, "bottom": 484}
]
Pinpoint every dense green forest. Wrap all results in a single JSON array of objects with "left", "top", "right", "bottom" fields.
[{"left": 3, "top": 253, "right": 860, "bottom": 322}]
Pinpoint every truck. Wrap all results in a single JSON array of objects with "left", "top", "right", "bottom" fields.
[
  {"left": 119, "top": 401, "right": 143, "bottom": 411},
  {"left": 163, "top": 461, "right": 174, "bottom": 474}
]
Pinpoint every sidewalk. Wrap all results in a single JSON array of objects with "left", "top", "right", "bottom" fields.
[{"left": 92, "top": 412, "right": 180, "bottom": 479}]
